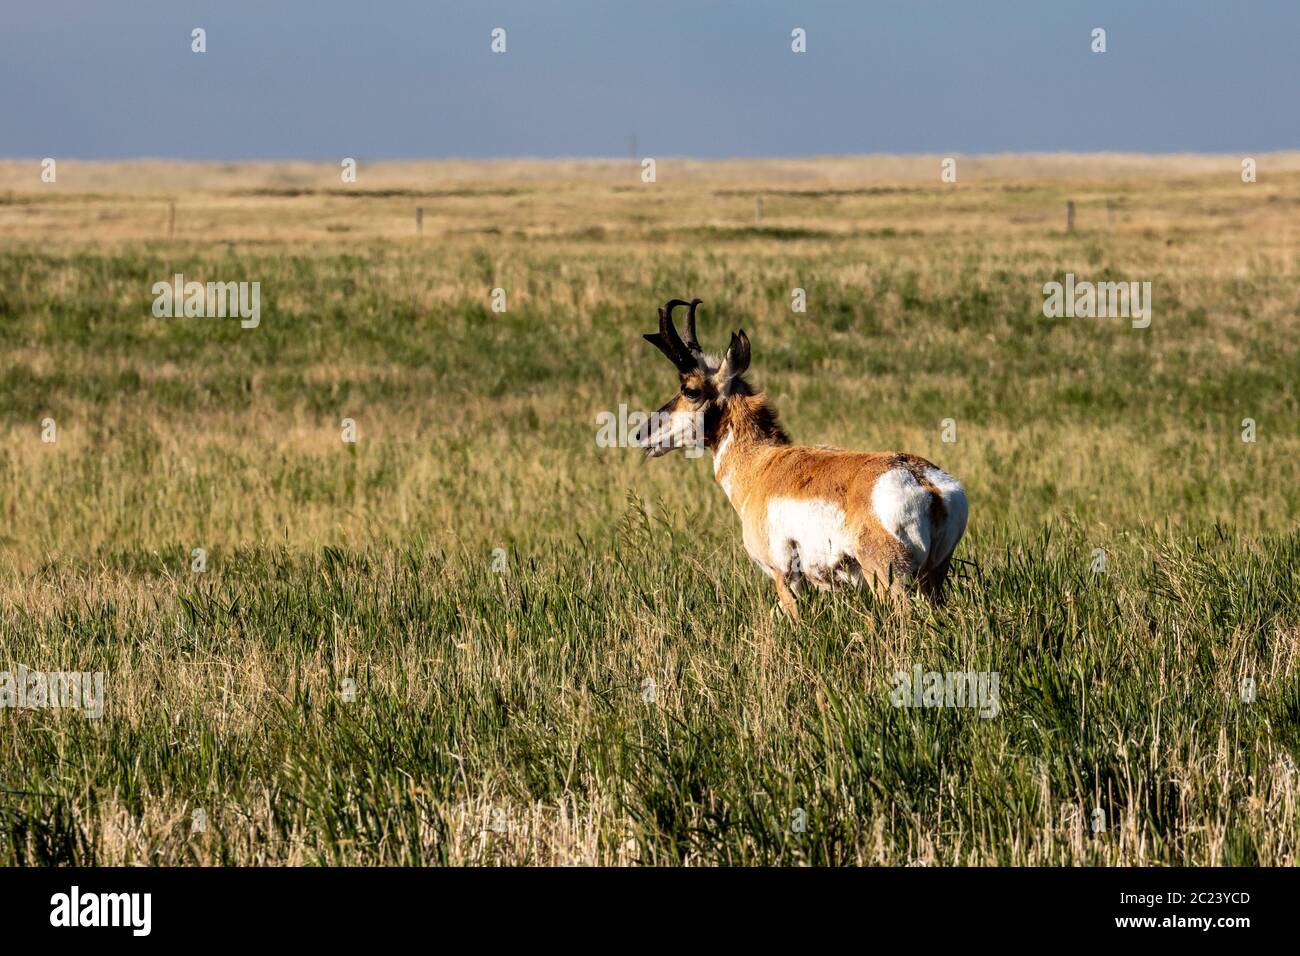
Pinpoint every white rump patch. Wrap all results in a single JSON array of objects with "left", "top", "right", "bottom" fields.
[
  {"left": 870, "top": 468, "right": 934, "bottom": 568},
  {"left": 923, "top": 467, "right": 968, "bottom": 565},
  {"left": 765, "top": 497, "right": 857, "bottom": 588}
]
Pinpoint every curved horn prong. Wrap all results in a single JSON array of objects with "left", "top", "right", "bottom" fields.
[
  {"left": 664, "top": 298, "right": 704, "bottom": 356},
  {"left": 643, "top": 304, "right": 696, "bottom": 373},
  {"left": 660, "top": 301, "right": 689, "bottom": 355}
]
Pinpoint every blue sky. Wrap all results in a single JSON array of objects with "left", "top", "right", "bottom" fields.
[{"left": 3, "top": 0, "right": 1296, "bottom": 159}]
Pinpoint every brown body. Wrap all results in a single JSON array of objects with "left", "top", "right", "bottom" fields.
[{"left": 708, "top": 391, "right": 966, "bottom": 618}]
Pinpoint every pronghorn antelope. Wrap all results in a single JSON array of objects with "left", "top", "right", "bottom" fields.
[{"left": 634, "top": 298, "right": 968, "bottom": 620}]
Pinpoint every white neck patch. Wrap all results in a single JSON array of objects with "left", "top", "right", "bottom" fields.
[
  {"left": 712, "top": 430, "right": 735, "bottom": 500},
  {"left": 712, "top": 430, "right": 733, "bottom": 476}
]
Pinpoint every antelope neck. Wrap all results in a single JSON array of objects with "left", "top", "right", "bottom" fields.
[{"left": 708, "top": 395, "right": 789, "bottom": 485}]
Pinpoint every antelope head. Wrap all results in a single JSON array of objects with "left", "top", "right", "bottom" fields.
[{"left": 634, "top": 297, "right": 751, "bottom": 457}]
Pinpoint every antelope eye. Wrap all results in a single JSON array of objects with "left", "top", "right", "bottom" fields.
[{"left": 682, "top": 387, "right": 702, "bottom": 401}]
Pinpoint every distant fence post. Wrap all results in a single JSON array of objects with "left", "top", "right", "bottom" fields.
[
  {"left": 1066, "top": 200, "right": 1075, "bottom": 232},
  {"left": 168, "top": 201, "right": 175, "bottom": 238},
  {"left": 416, "top": 206, "right": 423, "bottom": 236},
  {"left": 755, "top": 196, "right": 763, "bottom": 224}
]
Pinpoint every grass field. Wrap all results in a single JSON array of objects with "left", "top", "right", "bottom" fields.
[{"left": 1, "top": 155, "right": 1298, "bottom": 865}]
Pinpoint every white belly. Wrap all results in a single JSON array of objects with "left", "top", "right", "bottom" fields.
[{"left": 764, "top": 497, "right": 858, "bottom": 588}]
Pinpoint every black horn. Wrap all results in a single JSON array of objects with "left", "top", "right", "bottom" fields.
[
  {"left": 643, "top": 299, "right": 698, "bottom": 373},
  {"left": 664, "top": 298, "right": 704, "bottom": 356}
]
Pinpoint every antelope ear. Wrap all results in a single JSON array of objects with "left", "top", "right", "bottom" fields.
[{"left": 716, "top": 329, "right": 751, "bottom": 391}]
